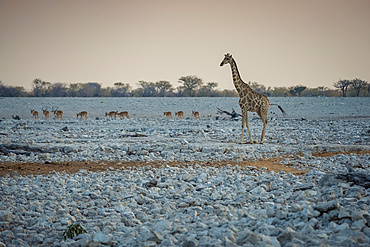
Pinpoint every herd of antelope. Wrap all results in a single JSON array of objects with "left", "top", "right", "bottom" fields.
[
  {"left": 105, "top": 111, "right": 130, "bottom": 120},
  {"left": 30, "top": 107, "right": 63, "bottom": 120},
  {"left": 30, "top": 108, "right": 200, "bottom": 120},
  {"left": 165, "top": 111, "right": 199, "bottom": 119}
]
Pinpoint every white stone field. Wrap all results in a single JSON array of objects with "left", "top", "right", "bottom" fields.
[{"left": 0, "top": 97, "right": 369, "bottom": 246}]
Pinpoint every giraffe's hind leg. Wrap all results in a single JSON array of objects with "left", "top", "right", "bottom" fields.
[{"left": 257, "top": 109, "right": 268, "bottom": 144}]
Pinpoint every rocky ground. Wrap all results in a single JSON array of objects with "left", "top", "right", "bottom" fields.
[
  {"left": 0, "top": 151, "right": 369, "bottom": 246},
  {"left": 0, "top": 113, "right": 369, "bottom": 246}
]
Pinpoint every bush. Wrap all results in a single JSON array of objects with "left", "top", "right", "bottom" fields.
[{"left": 63, "top": 223, "right": 87, "bottom": 240}]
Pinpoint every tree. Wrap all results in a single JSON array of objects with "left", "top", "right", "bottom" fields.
[
  {"left": 49, "top": 82, "right": 68, "bottom": 97},
  {"left": 78, "top": 82, "right": 101, "bottom": 97},
  {"left": 366, "top": 82, "right": 370, "bottom": 97},
  {"left": 294, "top": 86, "right": 307, "bottom": 97},
  {"left": 350, "top": 78, "right": 367, "bottom": 97},
  {"left": 206, "top": 82, "right": 218, "bottom": 91},
  {"left": 134, "top": 81, "right": 157, "bottom": 97},
  {"left": 249, "top": 81, "right": 267, "bottom": 94},
  {"left": 68, "top": 83, "right": 84, "bottom": 97},
  {"left": 289, "top": 88, "right": 297, "bottom": 97},
  {"left": 156, "top": 81, "right": 173, "bottom": 97},
  {"left": 317, "top": 86, "right": 328, "bottom": 96},
  {"left": 333, "top": 79, "right": 351, "bottom": 97},
  {"left": 0, "top": 81, "right": 27, "bottom": 97},
  {"left": 112, "top": 82, "right": 132, "bottom": 97},
  {"left": 268, "top": 87, "right": 289, "bottom": 97},
  {"left": 31, "top": 78, "right": 51, "bottom": 97},
  {"left": 177, "top": 75, "right": 203, "bottom": 97},
  {"left": 206, "top": 82, "right": 219, "bottom": 96},
  {"left": 218, "top": 89, "right": 238, "bottom": 97},
  {"left": 98, "top": 87, "right": 112, "bottom": 97},
  {"left": 198, "top": 82, "right": 219, "bottom": 97}
]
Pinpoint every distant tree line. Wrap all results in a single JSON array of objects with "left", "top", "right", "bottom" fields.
[
  {"left": 332, "top": 78, "right": 370, "bottom": 97},
  {"left": 0, "top": 77, "right": 369, "bottom": 97},
  {"left": 248, "top": 78, "right": 369, "bottom": 97}
]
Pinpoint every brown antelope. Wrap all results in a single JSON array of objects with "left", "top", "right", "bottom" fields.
[
  {"left": 42, "top": 108, "right": 50, "bottom": 120},
  {"left": 192, "top": 111, "right": 199, "bottom": 119},
  {"left": 52, "top": 107, "right": 63, "bottom": 120},
  {"left": 105, "top": 111, "right": 117, "bottom": 120},
  {"left": 77, "top": 111, "right": 88, "bottom": 120},
  {"left": 30, "top": 110, "right": 38, "bottom": 120},
  {"left": 175, "top": 111, "right": 184, "bottom": 119},
  {"left": 117, "top": 111, "right": 129, "bottom": 119},
  {"left": 164, "top": 112, "right": 172, "bottom": 118}
]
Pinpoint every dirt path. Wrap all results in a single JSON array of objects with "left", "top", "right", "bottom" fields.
[{"left": 0, "top": 151, "right": 369, "bottom": 177}]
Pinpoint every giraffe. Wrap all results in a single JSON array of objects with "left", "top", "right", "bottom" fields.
[{"left": 220, "top": 53, "right": 284, "bottom": 144}]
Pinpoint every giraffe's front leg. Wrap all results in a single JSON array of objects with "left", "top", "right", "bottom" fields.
[
  {"left": 245, "top": 113, "right": 253, "bottom": 144},
  {"left": 241, "top": 111, "right": 253, "bottom": 144},
  {"left": 240, "top": 110, "right": 245, "bottom": 144}
]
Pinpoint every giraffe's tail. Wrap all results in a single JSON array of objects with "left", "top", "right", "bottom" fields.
[{"left": 270, "top": 104, "right": 286, "bottom": 116}]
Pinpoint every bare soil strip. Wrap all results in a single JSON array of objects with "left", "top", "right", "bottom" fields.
[{"left": 0, "top": 151, "right": 368, "bottom": 177}]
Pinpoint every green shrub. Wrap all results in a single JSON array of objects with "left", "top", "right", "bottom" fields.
[{"left": 63, "top": 223, "right": 87, "bottom": 240}]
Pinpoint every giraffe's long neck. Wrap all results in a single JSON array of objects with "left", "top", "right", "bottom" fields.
[{"left": 229, "top": 58, "right": 252, "bottom": 96}]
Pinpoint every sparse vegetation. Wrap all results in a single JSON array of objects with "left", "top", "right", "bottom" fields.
[
  {"left": 0, "top": 77, "right": 368, "bottom": 97},
  {"left": 63, "top": 223, "right": 87, "bottom": 240}
]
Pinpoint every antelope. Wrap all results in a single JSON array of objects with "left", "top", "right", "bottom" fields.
[
  {"left": 52, "top": 107, "right": 63, "bottom": 120},
  {"left": 77, "top": 111, "right": 88, "bottom": 120},
  {"left": 42, "top": 108, "right": 50, "bottom": 120},
  {"left": 117, "top": 111, "right": 129, "bottom": 119},
  {"left": 192, "top": 111, "right": 199, "bottom": 119},
  {"left": 30, "top": 109, "right": 38, "bottom": 120},
  {"left": 164, "top": 112, "right": 172, "bottom": 118},
  {"left": 175, "top": 111, "right": 184, "bottom": 119},
  {"left": 105, "top": 111, "right": 117, "bottom": 120}
]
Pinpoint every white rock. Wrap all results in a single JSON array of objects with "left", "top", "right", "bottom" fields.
[
  {"left": 155, "top": 220, "right": 172, "bottom": 232},
  {"left": 93, "top": 232, "right": 112, "bottom": 245},
  {"left": 0, "top": 211, "right": 13, "bottom": 222}
]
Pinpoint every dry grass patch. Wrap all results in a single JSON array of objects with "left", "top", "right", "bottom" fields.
[{"left": 0, "top": 150, "right": 368, "bottom": 177}]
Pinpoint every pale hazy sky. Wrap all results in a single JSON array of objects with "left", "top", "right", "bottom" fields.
[{"left": 1, "top": 0, "right": 369, "bottom": 90}]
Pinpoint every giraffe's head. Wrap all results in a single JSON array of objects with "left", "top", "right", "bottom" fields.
[{"left": 220, "top": 53, "right": 232, "bottom": 66}]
